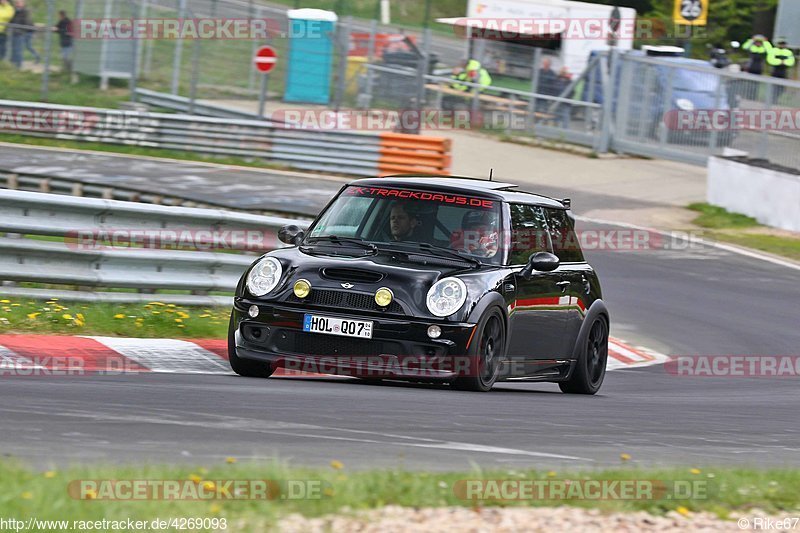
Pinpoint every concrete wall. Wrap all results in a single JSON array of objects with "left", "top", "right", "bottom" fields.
[{"left": 707, "top": 157, "right": 800, "bottom": 233}]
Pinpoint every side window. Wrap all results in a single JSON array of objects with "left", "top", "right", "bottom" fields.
[
  {"left": 508, "top": 204, "right": 551, "bottom": 265},
  {"left": 544, "top": 208, "right": 585, "bottom": 263}
]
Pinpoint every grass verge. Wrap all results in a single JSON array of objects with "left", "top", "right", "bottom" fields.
[
  {"left": 687, "top": 203, "right": 800, "bottom": 262},
  {"left": 0, "top": 297, "right": 229, "bottom": 338},
  {"left": 1, "top": 460, "right": 798, "bottom": 529}
]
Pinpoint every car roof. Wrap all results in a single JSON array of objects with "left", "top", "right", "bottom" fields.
[{"left": 349, "top": 175, "right": 568, "bottom": 209}]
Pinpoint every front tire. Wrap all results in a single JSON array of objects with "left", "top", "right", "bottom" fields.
[
  {"left": 451, "top": 308, "right": 505, "bottom": 392},
  {"left": 560, "top": 316, "right": 608, "bottom": 395},
  {"left": 228, "top": 311, "right": 274, "bottom": 378}
]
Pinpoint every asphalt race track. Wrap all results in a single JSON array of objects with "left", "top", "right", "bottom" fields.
[
  {"left": 2, "top": 228, "right": 799, "bottom": 470},
  {"left": 1, "top": 147, "right": 799, "bottom": 470}
]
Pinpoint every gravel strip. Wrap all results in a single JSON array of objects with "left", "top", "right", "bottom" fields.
[{"left": 275, "top": 506, "right": 745, "bottom": 532}]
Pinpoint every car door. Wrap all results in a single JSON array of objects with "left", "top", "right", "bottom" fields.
[
  {"left": 505, "top": 204, "right": 570, "bottom": 370},
  {"left": 543, "top": 207, "right": 591, "bottom": 356}
]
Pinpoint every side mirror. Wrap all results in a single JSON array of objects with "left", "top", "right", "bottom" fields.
[
  {"left": 520, "top": 251, "right": 560, "bottom": 278},
  {"left": 278, "top": 224, "right": 305, "bottom": 246}
]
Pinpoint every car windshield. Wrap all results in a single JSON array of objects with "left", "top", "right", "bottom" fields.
[
  {"left": 306, "top": 185, "right": 504, "bottom": 265},
  {"left": 670, "top": 68, "right": 720, "bottom": 93}
]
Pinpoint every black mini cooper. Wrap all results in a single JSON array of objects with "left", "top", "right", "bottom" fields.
[{"left": 229, "top": 176, "right": 609, "bottom": 393}]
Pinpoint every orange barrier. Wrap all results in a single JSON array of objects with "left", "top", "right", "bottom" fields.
[{"left": 377, "top": 133, "right": 452, "bottom": 176}]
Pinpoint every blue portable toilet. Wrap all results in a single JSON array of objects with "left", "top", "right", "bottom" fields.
[{"left": 284, "top": 9, "right": 338, "bottom": 104}]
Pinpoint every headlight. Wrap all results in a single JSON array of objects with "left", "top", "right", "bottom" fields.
[
  {"left": 375, "top": 287, "right": 393, "bottom": 307},
  {"left": 246, "top": 257, "right": 283, "bottom": 297},
  {"left": 294, "top": 279, "right": 311, "bottom": 299},
  {"left": 675, "top": 98, "right": 695, "bottom": 111},
  {"left": 426, "top": 277, "right": 467, "bottom": 317}
]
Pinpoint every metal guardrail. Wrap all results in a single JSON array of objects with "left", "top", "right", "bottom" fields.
[
  {"left": 134, "top": 89, "right": 269, "bottom": 121},
  {"left": 0, "top": 99, "right": 451, "bottom": 177},
  {"left": 0, "top": 189, "right": 310, "bottom": 305}
]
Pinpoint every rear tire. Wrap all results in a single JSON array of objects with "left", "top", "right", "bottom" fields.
[
  {"left": 451, "top": 308, "right": 505, "bottom": 392},
  {"left": 559, "top": 316, "right": 608, "bottom": 395},
  {"left": 228, "top": 311, "right": 274, "bottom": 378}
]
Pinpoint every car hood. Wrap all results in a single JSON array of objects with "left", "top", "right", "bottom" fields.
[{"left": 240, "top": 247, "right": 510, "bottom": 322}]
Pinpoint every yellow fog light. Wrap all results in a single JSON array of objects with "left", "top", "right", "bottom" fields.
[
  {"left": 293, "top": 279, "right": 311, "bottom": 299},
  {"left": 375, "top": 287, "right": 394, "bottom": 307}
]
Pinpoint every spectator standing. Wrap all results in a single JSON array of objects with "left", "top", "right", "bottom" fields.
[
  {"left": 742, "top": 34, "right": 772, "bottom": 75},
  {"left": 767, "top": 37, "right": 796, "bottom": 102},
  {"left": 0, "top": 0, "right": 14, "bottom": 60},
  {"left": 9, "top": 0, "right": 38, "bottom": 68},
  {"left": 54, "top": 9, "right": 73, "bottom": 74}
]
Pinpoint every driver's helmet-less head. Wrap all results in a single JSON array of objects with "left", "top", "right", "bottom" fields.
[{"left": 451, "top": 210, "right": 499, "bottom": 257}]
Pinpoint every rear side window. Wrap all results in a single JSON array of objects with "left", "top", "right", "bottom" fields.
[
  {"left": 544, "top": 208, "right": 584, "bottom": 263},
  {"left": 508, "top": 204, "right": 551, "bottom": 265}
]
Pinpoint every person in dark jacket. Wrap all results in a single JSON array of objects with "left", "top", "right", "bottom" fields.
[
  {"left": 53, "top": 10, "right": 73, "bottom": 74},
  {"left": 9, "top": 0, "right": 38, "bottom": 68}
]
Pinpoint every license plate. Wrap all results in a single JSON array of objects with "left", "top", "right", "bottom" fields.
[{"left": 303, "top": 314, "right": 373, "bottom": 339}]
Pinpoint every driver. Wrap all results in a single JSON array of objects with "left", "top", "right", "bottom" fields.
[
  {"left": 451, "top": 211, "right": 499, "bottom": 257},
  {"left": 389, "top": 202, "right": 420, "bottom": 241}
]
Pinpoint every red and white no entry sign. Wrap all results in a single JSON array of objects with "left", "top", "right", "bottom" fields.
[{"left": 254, "top": 45, "right": 278, "bottom": 73}]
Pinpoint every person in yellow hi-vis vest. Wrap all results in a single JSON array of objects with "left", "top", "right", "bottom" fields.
[
  {"left": 767, "top": 37, "right": 796, "bottom": 101},
  {"left": 742, "top": 34, "right": 773, "bottom": 75},
  {"left": 450, "top": 59, "right": 492, "bottom": 92}
]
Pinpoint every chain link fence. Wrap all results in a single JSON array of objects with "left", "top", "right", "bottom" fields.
[{"left": 3, "top": 0, "right": 800, "bottom": 172}]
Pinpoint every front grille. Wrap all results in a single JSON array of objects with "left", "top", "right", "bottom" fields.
[
  {"left": 276, "top": 331, "right": 402, "bottom": 357},
  {"left": 286, "top": 289, "right": 405, "bottom": 315},
  {"left": 321, "top": 267, "right": 384, "bottom": 284}
]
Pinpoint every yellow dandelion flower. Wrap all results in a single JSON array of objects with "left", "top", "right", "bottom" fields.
[
  {"left": 690, "top": 468, "right": 701, "bottom": 475},
  {"left": 148, "top": 302, "right": 166, "bottom": 306},
  {"left": 0, "top": 299, "right": 10, "bottom": 303},
  {"left": 546, "top": 471, "right": 557, "bottom": 477},
  {"left": 177, "top": 311, "right": 190, "bottom": 319},
  {"left": 113, "top": 314, "right": 125, "bottom": 319},
  {"left": 27, "top": 312, "right": 40, "bottom": 319},
  {"left": 225, "top": 457, "right": 237, "bottom": 464},
  {"left": 152, "top": 311, "right": 161, "bottom": 315},
  {"left": 209, "top": 503, "right": 222, "bottom": 514},
  {"left": 676, "top": 506, "right": 690, "bottom": 517},
  {"left": 84, "top": 489, "right": 97, "bottom": 500},
  {"left": 167, "top": 304, "right": 176, "bottom": 308},
  {"left": 620, "top": 453, "right": 632, "bottom": 461},
  {"left": 174, "top": 318, "right": 182, "bottom": 323},
  {"left": 74, "top": 320, "right": 84, "bottom": 327},
  {"left": 323, "top": 487, "right": 334, "bottom": 497},
  {"left": 189, "top": 474, "right": 202, "bottom": 483},
  {"left": 21, "top": 492, "right": 33, "bottom": 500},
  {"left": 44, "top": 471, "right": 56, "bottom": 479},
  {"left": 77, "top": 313, "right": 84, "bottom": 320},
  {"left": 330, "top": 460, "right": 344, "bottom": 470},
  {"left": 202, "top": 481, "right": 216, "bottom": 491},
  {"left": 62, "top": 314, "right": 73, "bottom": 320}
]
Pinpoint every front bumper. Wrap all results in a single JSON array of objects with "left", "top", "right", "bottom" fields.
[{"left": 232, "top": 298, "right": 477, "bottom": 380}]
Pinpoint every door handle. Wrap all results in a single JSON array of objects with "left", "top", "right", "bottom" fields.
[{"left": 556, "top": 281, "right": 570, "bottom": 293}]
